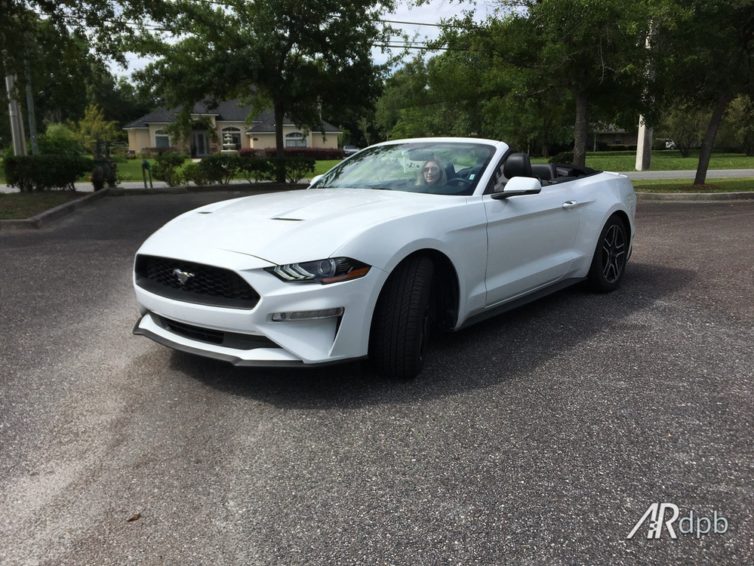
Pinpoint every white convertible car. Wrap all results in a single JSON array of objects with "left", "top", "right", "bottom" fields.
[{"left": 133, "top": 138, "right": 636, "bottom": 378}]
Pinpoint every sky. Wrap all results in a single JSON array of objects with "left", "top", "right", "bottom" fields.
[{"left": 110, "top": 0, "right": 497, "bottom": 78}]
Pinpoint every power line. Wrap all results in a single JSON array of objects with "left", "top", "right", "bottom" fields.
[{"left": 379, "top": 19, "right": 477, "bottom": 30}]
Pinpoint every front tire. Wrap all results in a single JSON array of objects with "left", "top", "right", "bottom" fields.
[
  {"left": 587, "top": 215, "right": 629, "bottom": 292},
  {"left": 370, "top": 256, "right": 434, "bottom": 380}
]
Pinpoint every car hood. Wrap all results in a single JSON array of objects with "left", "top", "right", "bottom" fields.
[{"left": 139, "top": 188, "right": 457, "bottom": 266}]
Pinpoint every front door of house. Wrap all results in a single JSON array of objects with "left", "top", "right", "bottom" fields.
[{"left": 192, "top": 131, "right": 209, "bottom": 157}]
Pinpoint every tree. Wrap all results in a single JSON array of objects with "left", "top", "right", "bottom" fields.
[
  {"left": 491, "top": 0, "right": 650, "bottom": 167},
  {"left": 1, "top": 1, "right": 166, "bottom": 75},
  {"left": 75, "top": 104, "right": 118, "bottom": 156},
  {"left": 138, "top": 0, "right": 394, "bottom": 181},
  {"left": 726, "top": 96, "right": 754, "bottom": 155},
  {"left": 1, "top": 3, "right": 162, "bottom": 153},
  {"left": 650, "top": 0, "right": 754, "bottom": 184},
  {"left": 659, "top": 105, "right": 707, "bottom": 157}
]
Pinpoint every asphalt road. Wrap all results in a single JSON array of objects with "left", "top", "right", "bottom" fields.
[{"left": 1, "top": 193, "right": 752, "bottom": 565}]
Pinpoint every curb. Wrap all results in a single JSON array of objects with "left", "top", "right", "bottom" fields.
[
  {"left": 0, "top": 188, "right": 110, "bottom": 231},
  {"left": 637, "top": 191, "right": 754, "bottom": 202}
]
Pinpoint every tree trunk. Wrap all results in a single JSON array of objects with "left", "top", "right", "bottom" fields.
[
  {"left": 694, "top": 94, "right": 732, "bottom": 185},
  {"left": 572, "top": 91, "right": 588, "bottom": 167},
  {"left": 273, "top": 100, "right": 286, "bottom": 183}
]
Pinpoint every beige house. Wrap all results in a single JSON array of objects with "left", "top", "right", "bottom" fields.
[{"left": 124, "top": 99, "right": 341, "bottom": 157}]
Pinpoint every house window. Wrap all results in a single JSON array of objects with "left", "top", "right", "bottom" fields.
[
  {"left": 222, "top": 127, "right": 242, "bottom": 150},
  {"left": 155, "top": 130, "right": 170, "bottom": 148},
  {"left": 285, "top": 132, "right": 307, "bottom": 148}
]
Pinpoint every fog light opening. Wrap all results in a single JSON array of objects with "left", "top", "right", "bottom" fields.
[{"left": 271, "top": 307, "right": 345, "bottom": 322}]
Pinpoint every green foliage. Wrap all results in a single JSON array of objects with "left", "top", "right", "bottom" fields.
[
  {"left": 38, "top": 124, "right": 84, "bottom": 156},
  {"left": 270, "top": 157, "right": 315, "bottom": 184},
  {"left": 238, "top": 157, "right": 274, "bottom": 183},
  {"left": 75, "top": 104, "right": 119, "bottom": 156},
  {"left": 1, "top": 2, "right": 169, "bottom": 76},
  {"left": 1, "top": 5, "right": 161, "bottom": 144},
  {"left": 659, "top": 105, "right": 708, "bottom": 157},
  {"left": 180, "top": 162, "right": 210, "bottom": 186},
  {"left": 720, "top": 96, "right": 754, "bottom": 155},
  {"left": 4, "top": 155, "right": 92, "bottom": 192},
  {"left": 152, "top": 152, "right": 187, "bottom": 187},
  {"left": 198, "top": 154, "right": 242, "bottom": 185},
  {"left": 139, "top": 0, "right": 394, "bottom": 179},
  {"left": 649, "top": 0, "right": 754, "bottom": 182}
]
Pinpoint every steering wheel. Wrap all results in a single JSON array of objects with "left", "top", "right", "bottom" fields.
[{"left": 441, "top": 177, "right": 473, "bottom": 194}]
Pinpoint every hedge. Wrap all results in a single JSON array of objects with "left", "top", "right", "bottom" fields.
[
  {"left": 152, "top": 152, "right": 187, "bottom": 187},
  {"left": 240, "top": 147, "right": 344, "bottom": 160},
  {"left": 199, "top": 153, "right": 241, "bottom": 185},
  {"left": 4, "top": 155, "right": 93, "bottom": 192}
]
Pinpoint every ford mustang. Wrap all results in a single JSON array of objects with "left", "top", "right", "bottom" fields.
[{"left": 133, "top": 138, "right": 636, "bottom": 379}]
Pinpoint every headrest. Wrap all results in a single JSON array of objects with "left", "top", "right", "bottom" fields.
[{"left": 503, "top": 152, "right": 533, "bottom": 179}]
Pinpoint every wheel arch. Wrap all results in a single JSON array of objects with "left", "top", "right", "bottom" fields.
[
  {"left": 610, "top": 209, "right": 632, "bottom": 244},
  {"left": 369, "top": 248, "right": 461, "bottom": 339}
]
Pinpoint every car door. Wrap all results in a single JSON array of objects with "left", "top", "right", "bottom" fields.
[{"left": 483, "top": 178, "right": 582, "bottom": 307}]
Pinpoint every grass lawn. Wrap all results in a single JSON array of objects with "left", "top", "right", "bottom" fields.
[
  {"left": 115, "top": 158, "right": 154, "bottom": 182},
  {"left": 633, "top": 178, "right": 754, "bottom": 192},
  {"left": 532, "top": 150, "right": 754, "bottom": 171},
  {"left": 0, "top": 191, "right": 85, "bottom": 219},
  {"left": 313, "top": 160, "right": 342, "bottom": 176}
]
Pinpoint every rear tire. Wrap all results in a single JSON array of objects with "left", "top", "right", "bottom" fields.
[
  {"left": 370, "top": 256, "right": 434, "bottom": 380},
  {"left": 587, "top": 215, "right": 628, "bottom": 292}
]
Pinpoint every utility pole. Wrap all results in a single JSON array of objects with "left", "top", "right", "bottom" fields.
[
  {"left": 635, "top": 23, "right": 654, "bottom": 171},
  {"left": 24, "top": 53, "right": 39, "bottom": 155},
  {"left": 635, "top": 117, "right": 652, "bottom": 171},
  {"left": 5, "top": 74, "right": 27, "bottom": 156}
]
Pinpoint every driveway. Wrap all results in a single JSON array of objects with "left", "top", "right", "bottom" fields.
[{"left": 1, "top": 193, "right": 752, "bottom": 564}]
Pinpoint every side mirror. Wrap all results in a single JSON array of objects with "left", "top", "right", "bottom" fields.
[
  {"left": 491, "top": 176, "right": 542, "bottom": 199},
  {"left": 308, "top": 174, "right": 323, "bottom": 188}
]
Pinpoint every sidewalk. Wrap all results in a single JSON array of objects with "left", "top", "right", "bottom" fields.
[
  {"left": 0, "top": 179, "right": 262, "bottom": 194},
  {"left": 622, "top": 168, "right": 754, "bottom": 180}
]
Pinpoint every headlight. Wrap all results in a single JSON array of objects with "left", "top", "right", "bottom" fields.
[{"left": 266, "top": 257, "right": 370, "bottom": 284}]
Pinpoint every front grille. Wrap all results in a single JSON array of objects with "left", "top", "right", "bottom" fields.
[
  {"left": 152, "top": 314, "right": 278, "bottom": 350},
  {"left": 135, "top": 254, "right": 259, "bottom": 309}
]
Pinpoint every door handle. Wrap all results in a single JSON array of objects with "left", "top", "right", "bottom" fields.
[{"left": 562, "top": 200, "right": 578, "bottom": 209}]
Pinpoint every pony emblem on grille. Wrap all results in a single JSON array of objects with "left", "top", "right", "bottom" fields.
[{"left": 172, "top": 268, "right": 195, "bottom": 285}]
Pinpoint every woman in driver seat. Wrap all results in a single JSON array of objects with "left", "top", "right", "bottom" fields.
[{"left": 417, "top": 159, "right": 447, "bottom": 187}]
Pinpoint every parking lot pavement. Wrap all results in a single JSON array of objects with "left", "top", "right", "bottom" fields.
[{"left": 0, "top": 194, "right": 752, "bottom": 564}]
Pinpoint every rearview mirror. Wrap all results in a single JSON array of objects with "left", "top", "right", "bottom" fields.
[{"left": 491, "top": 176, "right": 542, "bottom": 199}]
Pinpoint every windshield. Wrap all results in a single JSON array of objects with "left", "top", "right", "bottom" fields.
[{"left": 312, "top": 142, "right": 496, "bottom": 196}]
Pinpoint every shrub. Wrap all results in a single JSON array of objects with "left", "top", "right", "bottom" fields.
[
  {"left": 181, "top": 161, "right": 210, "bottom": 186},
  {"left": 258, "top": 147, "right": 344, "bottom": 160},
  {"left": 269, "top": 157, "right": 316, "bottom": 184},
  {"left": 238, "top": 155, "right": 273, "bottom": 183},
  {"left": 198, "top": 153, "right": 241, "bottom": 185},
  {"left": 152, "top": 152, "right": 187, "bottom": 187},
  {"left": 4, "top": 155, "right": 92, "bottom": 191},
  {"left": 38, "top": 123, "right": 84, "bottom": 156},
  {"left": 549, "top": 151, "right": 574, "bottom": 164}
]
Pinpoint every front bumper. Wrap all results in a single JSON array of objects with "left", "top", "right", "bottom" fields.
[{"left": 132, "top": 256, "right": 386, "bottom": 366}]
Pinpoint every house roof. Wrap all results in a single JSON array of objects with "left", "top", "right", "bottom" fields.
[{"left": 124, "top": 99, "right": 340, "bottom": 133}]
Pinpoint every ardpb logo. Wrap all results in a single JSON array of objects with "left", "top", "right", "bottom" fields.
[{"left": 627, "top": 503, "right": 729, "bottom": 539}]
